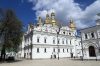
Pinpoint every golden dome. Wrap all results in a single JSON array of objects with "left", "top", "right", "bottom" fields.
[
  {"left": 51, "top": 12, "right": 55, "bottom": 16},
  {"left": 51, "top": 12, "right": 58, "bottom": 25},
  {"left": 37, "top": 22, "right": 42, "bottom": 25},
  {"left": 36, "top": 16, "right": 42, "bottom": 26},
  {"left": 44, "top": 14, "right": 52, "bottom": 24},
  {"left": 44, "top": 19, "right": 51, "bottom": 24},
  {"left": 51, "top": 19, "right": 58, "bottom": 25},
  {"left": 69, "top": 24, "right": 76, "bottom": 30},
  {"left": 46, "top": 14, "right": 49, "bottom": 17},
  {"left": 69, "top": 18, "right": 76, "bottom": 30}
]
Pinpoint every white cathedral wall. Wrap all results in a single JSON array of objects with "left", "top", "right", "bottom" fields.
[
  {"left": 72, "top": 38, "right": 82, "bottom": 57},
  {"left": 32, "top": 47, "right": 52, "bottom": 59},
  {"left": 21, "top": 49, "right": 24, "bottom": 58},
  {"left": 19, "top": 25, "right": 82, "bottom": 59},
  {"left": 32, "top": 47, "right": 71, "bottom": 59},
  {"left": 30, "top": 32, "right": 80, "bottom": 59}
]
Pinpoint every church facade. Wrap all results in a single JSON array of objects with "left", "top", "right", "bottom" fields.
[
  {"left": 79, "top": 13, "right": 100, "bottom": 60},
  {"left": 18, "top": 12, "right": 82, "bottom": 59}
]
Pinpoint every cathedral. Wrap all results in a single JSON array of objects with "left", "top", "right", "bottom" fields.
[{"left": 18, "top": 12, "right": 82, "bottom": 59}]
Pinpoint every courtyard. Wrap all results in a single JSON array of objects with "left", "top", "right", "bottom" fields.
[{"left": 0, "top": 58, "right": 100, "bottom": 66}]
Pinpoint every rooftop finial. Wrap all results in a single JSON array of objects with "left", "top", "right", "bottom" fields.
[
  {"left": 70, "top": 16, "right": 73, "bottom": 23},
  {"left": 52, "top": 7, "right": 54, "bottom": 12}
]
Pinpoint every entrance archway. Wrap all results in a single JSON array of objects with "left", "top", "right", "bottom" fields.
[{"left": 89, "top": 46, "right": 96, "bottom": 57}]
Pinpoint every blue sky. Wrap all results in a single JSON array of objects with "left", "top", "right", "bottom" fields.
[{"left": 0, "top": 0, "right": 100, "bottom": 31}]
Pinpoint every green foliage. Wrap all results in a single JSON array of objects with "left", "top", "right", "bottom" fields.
[{"left": 0, "top": 8, "right": 24, "bottom": 52}]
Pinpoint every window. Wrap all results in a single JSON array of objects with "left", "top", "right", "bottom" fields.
[
  {"left": 44, "top": 39, "right": 46, "bottom": 43},
  {"left": 99, "top": 49, "right": 100, "bottom": 53},
  {"left": 66, "top": 40, "right": 67, "bottom": 44},
  {"left": 53, "top": 40, "right": 55, "bottom": 44},
  {"left": 67, "top": 49, "right": 68, "bottom": 52},
  {"left": 44, "top": 48, "right": 46, "bottom": 52},
  {"left": 62, "top": 41, "right": 64, "bottom": 44},
  {"left": 58, "top": 40, "right": 60, "bottom": 44},
  {"left": 70, "top": 49, "right": 72, "bottom": 53},
  {"left": 63, "top": 32, "right": 65, "bottom": 34},
  {"left": 91, "top": 32, "right": 94, "bottom": 38},
  {"left": 37, "top": 38, "right": 39, "bottom": 43},
  {"left": 63, "top": 49, "right": 64, "bottom": 52},
  {"left": 37, "top": 48, "right": 39, "bottom": 52},
  {"left": 70, "top": 40, "right": 71, "bottom": 45},
  {"left": 69, "top": 33, "right": 71, "bottom": 35},
  {"left": 53, "top": 48, "right": 55, "bottom": 52},
  {"left": 85, "top": 34, "right": 88, "bottom": 39},
  {"left": 58, "top": 49, "right": 60, "bottom": 52}
]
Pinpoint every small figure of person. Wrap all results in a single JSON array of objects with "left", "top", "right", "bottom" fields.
[{"left": 74, "top": 56, "right": 75, "bottom": 59}]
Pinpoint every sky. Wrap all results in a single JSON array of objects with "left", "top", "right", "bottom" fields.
[{"left": 0, "top": 0, "right": 100, "bottom": 31}]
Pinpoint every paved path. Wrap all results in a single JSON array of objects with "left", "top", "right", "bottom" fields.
[{"left": 0, "top": 58, "right": 100, "bottom": 66}]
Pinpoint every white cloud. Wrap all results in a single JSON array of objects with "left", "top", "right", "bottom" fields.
[{"left": 28, "top": 0, "right": 100, "bottom": 29}]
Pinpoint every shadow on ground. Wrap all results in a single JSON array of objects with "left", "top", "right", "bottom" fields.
[
  {"left": 0, "top": 59, "right": 23, "bottom": 63},
  {"left": 70, "top": 58, "right": 100, "bottom": 61}
]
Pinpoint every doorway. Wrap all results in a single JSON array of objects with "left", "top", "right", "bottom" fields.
[
  {"left": 89, "top": 46, "right": 96, "bottom": 57},
  {"left": 24, "top": 53, "right": 26, "bottom": 58},
  {"left": 70, "top": 53, "right": 73, "bottom": 58}
]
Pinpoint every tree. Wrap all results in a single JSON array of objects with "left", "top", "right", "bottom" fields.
[{"left": 0, "top": 8, "right": 23, "bottom": 60}]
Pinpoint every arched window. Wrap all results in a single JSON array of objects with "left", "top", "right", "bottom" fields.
[
  {"left": 53, "top": 39, "right": 55, "bottom": 44},
  {"left": 70, "top": 40, "right": 71, "bottom": 45},
  {"left": 58, "top": 39, "right": 60, "bottom": 44},
  {"left": 44, "top": 48, "right": 46, "bottom": 52},
  {"left": 44, "top": 39, "right": 46, "bottom": 43},
  {"left": 44, "top": 37, "right": 47, "bottom": 43},
  {"left": 63, "top": 49, "right": 64, "bottom": 52},
  {"left": 91, "top": 32, "right": 94, "bottom": 38},
  {"left": 37, "top": 48, "right": 39, "bottom": 52},
  {"left": 37, "top": 38, "right": 39, "bottom": 43},
  {"left": 67, "top": 49, "right": 68, "bottom": 52},
  {"left": 37, "top": 36, "right": 40, "bottom": 43},
  {"left": 85, "top": 33, "right": 87, "bottom": 39}
]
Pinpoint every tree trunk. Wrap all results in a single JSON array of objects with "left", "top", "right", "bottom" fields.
[{"left": 1, "top": 46, "right": 6, "bottom": 60}]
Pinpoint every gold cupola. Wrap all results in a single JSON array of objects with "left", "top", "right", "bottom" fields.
[
  {"left": 44, "top": 14, "right": 52, "bottom": 24},
  {"left": 51, "top": 12, "right": 58, "bottom": 25},
  {"left": 36, "top": 16, "right": 42, "bottom": 26},
  {"left": 69, "top": 18, "right": 76, "bottom": 30}
]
